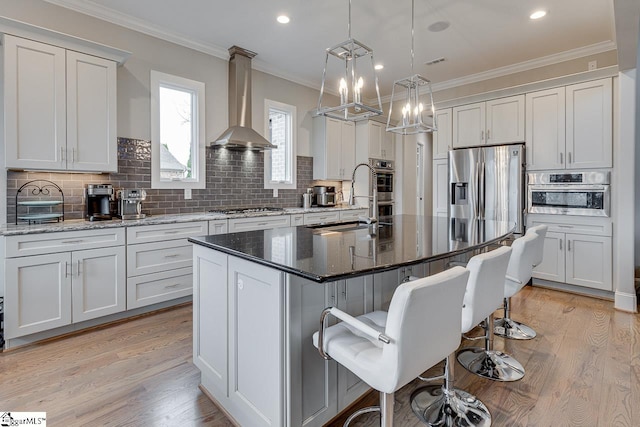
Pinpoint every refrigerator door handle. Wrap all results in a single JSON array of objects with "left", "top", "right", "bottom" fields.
[{"left": 479, "top": 160, "right": 486, "bottom": 219}]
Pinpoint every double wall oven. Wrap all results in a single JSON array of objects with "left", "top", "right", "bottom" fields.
[
  {"left": 370, "top": 158, "right": 394, "bottom": 218},
  {"left": 528, "top": 171, "right": 610, "bottom": 217}
]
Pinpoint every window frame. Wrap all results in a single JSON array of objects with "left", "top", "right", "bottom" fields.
[
  {"left": 264, "top": 99, "right": 297, "bottom": 190},
  {"left": 150, "top": 70, "right": 206, "bottom": 189}
]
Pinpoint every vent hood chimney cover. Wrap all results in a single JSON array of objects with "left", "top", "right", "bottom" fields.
[{"left": 211, "top": 46, "right": 276, "bottom": 151}]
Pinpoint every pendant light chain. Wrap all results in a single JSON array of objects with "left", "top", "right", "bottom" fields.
[{"left": 410, "top": 0, "right": 414, "bottom": 74}]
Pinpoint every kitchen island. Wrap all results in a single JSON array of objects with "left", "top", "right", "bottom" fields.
[{"left": 189, "top": 215, "right": 514, "bottom": 427}]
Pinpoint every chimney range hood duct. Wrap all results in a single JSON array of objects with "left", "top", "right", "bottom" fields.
[{"left": 211, "top": 46, "right": 277, "bottom": 151}]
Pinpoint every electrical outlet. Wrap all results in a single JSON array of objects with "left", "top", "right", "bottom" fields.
[
  {"left": 588, "top": 60, "right": 597, "bottom": 71},
  {"left": 184, "top": 188, "right": 192, "bottom": 199}
]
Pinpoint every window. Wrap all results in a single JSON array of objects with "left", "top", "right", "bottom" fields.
[
  {"left": 150, "top": 70, "right": 205, "bottom": 189},
  {"left": 264, "top": 99, "right": 296, "bottom": 189}
]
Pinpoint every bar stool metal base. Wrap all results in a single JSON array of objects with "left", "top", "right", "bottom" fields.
[
  {"left": 456, "top": 348, "right": 525, "bottom": 382},
  {"left": 410, "top": 385, "right": 491, "bottom": 427},
  {"left": 493, "top": 317, "right": 536, "bottom": 340}
]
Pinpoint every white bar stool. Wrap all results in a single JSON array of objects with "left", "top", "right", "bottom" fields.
[
  {"left": 456, "top": 236, "right": 536, "bottom": 382},
  {"left": 313, "top": 267, "right": 469, "bottom": 427},
  {"left": 494, "top": 226, "right": 546, "bottom": 340},
  {"left": 411, "top": 245, "right": 513, "bottom": 426}
]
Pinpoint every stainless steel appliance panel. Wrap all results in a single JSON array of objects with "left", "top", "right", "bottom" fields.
[
  {"left": 482, "top": 144, "right": 524, "bottom": 233},
  {"left": 449, "top": 144, "right": 524, "bottom": 234},
  {"left": 527, "top": 172, "right": 610, "bottom": 217},
  {"left": 370, "top": 158, "right": 394, "bottom": 202},
  {"left": 449, "top": 147, "right": 480, "bottom": 219}
]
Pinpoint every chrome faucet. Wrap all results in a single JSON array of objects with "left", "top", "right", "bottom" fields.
[{"left": 349, "top": 163, "right": 378, "bottom": 224}]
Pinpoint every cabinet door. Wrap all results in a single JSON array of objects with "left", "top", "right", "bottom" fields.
[
  {"left": 4, "top": 35, "right": 67, "bottom": 170},
  {"left": 381, "top": 130, "right": 395, "bottom": 160},
  {"left": 341, "top": 121, "right": 356, "bottom": 178},
  {"left": 486, "top": 95, "right": 525, "bottom": 144},
  {"left": 433, "top": 108, "right": 452, "bottom": 159},
  {"left": 565, "top": 233, "right": 612, "bottom": 291},
  {"left": 532, "top": 231, "right": 565, "bottom": 283},
  {"left": 336, "top": 276, "right": 374, "bottom": 411},
  {"left": 323, "top": 118, "right": 343, "bottom": 179},
  {"left": 287, "top": 277, "right": 338, "bottom": 427},
  {"left": 452, "top": 102, "right": 485, "bottom": 148},
  {"left": 5, "top": 253, "right": 72, "bottom": 339},
  {"left": 368, "top": 121, "right": 383, "bottom": 158},
  {"left": 228, "top": 256, "right": 285, "bottom": 427},
  {"left": 72, "top": 246, "right": 126, "bottom": 322},
  {"left": 526, "top": 87, "right": 566, "bottom": 170},
  {"left": 432, "top": 159, "right": 449, "bottom": 216},
  {"left": 566, "top": 78, "right": 612, "bottom": 169},
  {"left": 66, "top": 51, "right": 118, "bottom": 172}
]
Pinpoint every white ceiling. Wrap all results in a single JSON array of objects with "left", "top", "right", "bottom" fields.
[{"left": 45, "top": 0, "right": 617, "bottom": 99}]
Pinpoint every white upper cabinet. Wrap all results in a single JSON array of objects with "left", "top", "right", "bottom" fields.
[
  {"left": 452, "top": 95, "right": 524, "bottom": 148},
  {"left": 526, "top": 78, "right": 612, "bottom": 170},
  {"left": 313, "top": 116, "right": 355, "bottom": 180},
  {"left": 358, "top": 120, "right": 394, "bottom": 160},
  {"left": 66, "top": 51, "right": 118, "bottom": 172},
  {"left": 432, "top": 108, "right": 452, "bottom": 159},
  {"left": 566, "top": 78, "right": 612, "bottom": 169},
  {"left": 3, "top": 34, "right": 118, "bottom": 172},
  {"left": 525, "top": 87, "right": 565, "bottom": 170}
]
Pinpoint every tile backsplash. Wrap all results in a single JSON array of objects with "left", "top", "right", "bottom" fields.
[{"left": 7, "top": 137, "right": 336, "bottom": 223}]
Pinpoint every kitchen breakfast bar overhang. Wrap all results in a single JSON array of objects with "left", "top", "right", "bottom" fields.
[{"left": 189, "top": 215, "right": 514, "bottom": 427}]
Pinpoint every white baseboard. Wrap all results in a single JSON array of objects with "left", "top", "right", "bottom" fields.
[{"left": 614, "top": 291, "right": 638, "bottom": 313}]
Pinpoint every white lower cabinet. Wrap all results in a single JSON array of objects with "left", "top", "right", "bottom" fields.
[
  {"left": 125, "top": 221, "right": 207, "bottom": 309},
  {"left": 4, "top": 229, "right": 126, "bottom": 339},
  {"left": 529, "top": 217, "right": 612, "bottom": 291},
  {"left": 209, "top": 219, "right": 228, "bottom": 234},
  {"left": 194, "top": 246, "right": 383, "bottom": 427},
  {"left": 303, "top": 211, "right": 340, "bottom": 225}
]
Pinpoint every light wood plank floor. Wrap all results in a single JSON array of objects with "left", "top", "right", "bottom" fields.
[{"left": 1, "top": 286, "right": 638, "bottom": 426}]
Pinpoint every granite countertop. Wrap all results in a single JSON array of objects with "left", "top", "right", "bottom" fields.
[
  {"left": 189, "top": 215, "right": 515, "bottom": 283},
  {"left": 0, "top": 205, "right": 365, "bottom": 236}
]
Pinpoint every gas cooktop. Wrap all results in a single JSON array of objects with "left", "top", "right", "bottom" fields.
[{"left": 208, "top": 207, "right": 284, "bottom": 215}]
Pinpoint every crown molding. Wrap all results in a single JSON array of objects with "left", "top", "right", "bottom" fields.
[
  {"left": 43, "top": 0, "right": 230, "bottom": 60},
  {"left": 378, "top": 40, "right": 617, "bottom": 104}
]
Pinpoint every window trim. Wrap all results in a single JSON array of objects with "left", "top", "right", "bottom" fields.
[
  {"left": 264, "top": 99, "right": 297, "bottom": 190},
  {"left": 150, "top": 70, "right": 206, "bottom": 189}
]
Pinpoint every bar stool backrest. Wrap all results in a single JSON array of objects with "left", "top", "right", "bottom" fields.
[
  {"left": 526, "top": 224, "right": 548, "bottom": 267},
  {"left": 506, "top": 233, "right": 538, "bottom": 286},
  {"left": 380, "top": 266, "right": 469, "bottom": 393},
  {"left": 460, "top": 246, "right": 513, "bottom": 333}
]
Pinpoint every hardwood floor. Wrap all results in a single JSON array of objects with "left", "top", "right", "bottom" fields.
[{"left": 1, "top": 286, "right": 638, "bottom": 426}]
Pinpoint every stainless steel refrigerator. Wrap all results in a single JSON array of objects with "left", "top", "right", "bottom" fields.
[{"left": 449, "top": 143, "right": 525, "bottom": 234}]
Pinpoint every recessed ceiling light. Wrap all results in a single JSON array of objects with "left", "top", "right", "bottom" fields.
[
  {"left": 530, "top": 10, "right": 547, "bottom": 20},
  {"left": 277, "top": 15, "right": 290, "bottom": 24},
  {"left": 428, "top": 21, "right": 450, "bottom": 32},
  {"left": 374, "top": 64, "right": 384, "bottom": 70}
]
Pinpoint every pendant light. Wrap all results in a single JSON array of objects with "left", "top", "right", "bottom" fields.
[
  {"left": 386, "top": 0, "right": 436, "bottom": 134},
  {"left": 316, "top": 0, "right": 383, "bottom": 122}
]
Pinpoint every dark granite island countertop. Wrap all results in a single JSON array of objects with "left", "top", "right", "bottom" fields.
[{"left": 189, "top": 214, "right": 515, "bottom": 283}]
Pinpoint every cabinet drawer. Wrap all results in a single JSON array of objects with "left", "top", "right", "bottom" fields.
[
  {"left": 339, "top": 209, "right": 368, "bottom": 222},
  {"left": 127, "top": 239, "right": 193, "bottom": 277},
  {"left": 126, "top": 221, "right": 208, "bottom": 244},
  {"left": 527, "top": 216, "right": 612, "bottom": 236},
  {"left": 291, "top": 214, "right": 304, "bottom": 226},
  {"left": 5, "top": 228, "right": 125, "bottom": 258},
  {"left": 228, "top": 215, "right": 291, "bottom": 232},
  {"left": 127, "top": 267, "right": 192, "bottom": 309},
  {"left": 303, "top": 211, "right": 341, "bottom": 225}
]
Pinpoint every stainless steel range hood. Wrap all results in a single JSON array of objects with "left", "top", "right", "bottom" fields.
[{"left": 211, "top": 46, "right": 276, "bottom": 150}]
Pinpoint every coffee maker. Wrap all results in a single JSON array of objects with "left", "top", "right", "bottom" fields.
[
  {"left": 85, "top": 184, "right": 114, "bottom": 221},
  {"left": 117, "top": 189, "right": 147, "bottom": 220}
]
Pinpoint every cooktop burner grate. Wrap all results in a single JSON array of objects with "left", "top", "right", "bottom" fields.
[{"left": 208, "top": 206, "right": 285, "bottom": 215}]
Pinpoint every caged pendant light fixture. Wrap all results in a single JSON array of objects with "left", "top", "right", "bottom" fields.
[
  {"left": 316, "top": 0, "right": 383, "bottom": 122},
  {"left": 386, "top": 0, "right": 437, "bottom": 134}
]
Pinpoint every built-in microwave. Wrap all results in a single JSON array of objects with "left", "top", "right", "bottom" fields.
[{"left": 527, "top": 171, "right": 610, "bottom": 217}]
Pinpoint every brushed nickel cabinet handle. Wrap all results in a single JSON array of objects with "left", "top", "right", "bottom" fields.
[
  {"left": 164, "top": 254, "right": 180, "bottom": 259},
  {"left": 568, "top": 152, "right": 572, "bottom": 164},
  {"left": 559, "top": 240, "right": 562, "bottom": 251},
  {"left": 165, "top": 284, "right": 181, "bottom": 289},
  {"left": 487, "top": 129, "right": 491, "bottom": 140},
  {"left": 560, "top": 152, "right": 564, "bottom": 164},
  {"left": 77, "top": 259, "right": 82, "bottom": 276},
  {"left": 62, "top": 240, "right": 83, "bottom": 244},
  {"left": 567, "top": 240, "right": 571, "bottom": 251}
]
